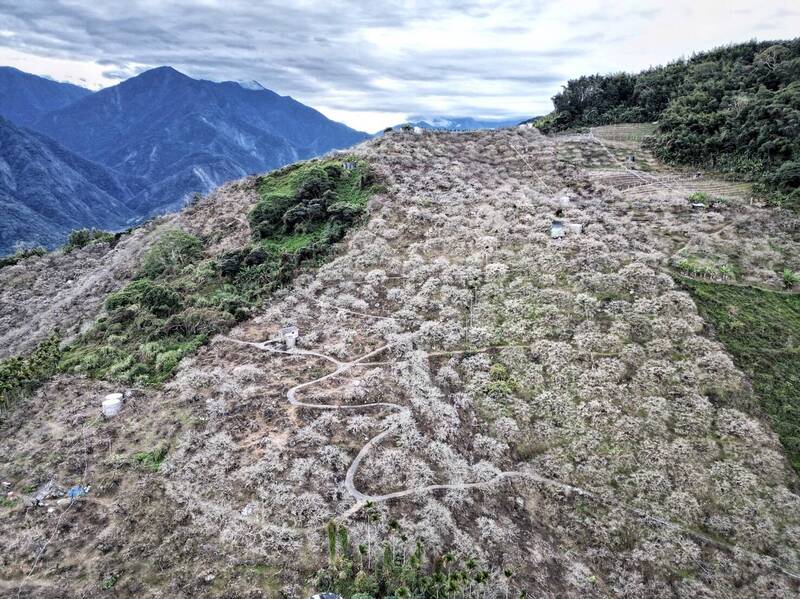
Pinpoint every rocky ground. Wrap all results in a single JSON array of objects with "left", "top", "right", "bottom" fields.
[{"left": 1, "top": 127, "right": 799, "bottom": 597}]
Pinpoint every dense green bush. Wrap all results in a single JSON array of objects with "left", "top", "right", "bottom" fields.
[
  {"left": 64, "top": 228, "right": 115, "bottom": 252},
  {"left": 0, "top": 333, "right": 62, "bottom": 409},
  {"left": 537, "top": 39, "right": 800, "bottom": 205},
  {"left": 141, "top": 229, "right": 203, "bottom": 278}
]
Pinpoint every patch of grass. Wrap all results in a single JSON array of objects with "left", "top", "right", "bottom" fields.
[
  {"left": 131, "top": 446, "right": 168, "bottom": 472},
  {"left": 0, "top": 496, "right": 17, "bottom": 508},
  {"left": 681, "top": 277, "right": 800, "bottom": 472}
]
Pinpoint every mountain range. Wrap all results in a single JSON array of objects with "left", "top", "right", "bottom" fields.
[
  {"left": 0, "top": 116, "right": 135, "bottom": 254},
  {"left": 0, "top": 66, "right": 369, "bottom": 253},
  {"left": 400, "top": 115, "right": 529, "bottom": 131}
]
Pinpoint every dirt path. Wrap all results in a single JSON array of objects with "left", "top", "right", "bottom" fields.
[{"left": 220, "top": 335, "right": 800, "bottom": 581}]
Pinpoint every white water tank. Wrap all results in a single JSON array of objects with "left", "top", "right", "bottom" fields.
[{"left": 102, "top": 393, "right": 123, "bottom": 417}]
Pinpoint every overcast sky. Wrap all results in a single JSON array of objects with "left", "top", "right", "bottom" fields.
[{"left": 0, "top": 1, "right": 798, "bottom": 131}]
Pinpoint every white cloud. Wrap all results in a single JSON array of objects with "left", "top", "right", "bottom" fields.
[{"left": 0, "top": 0, "right": 797, "bottom": 130}]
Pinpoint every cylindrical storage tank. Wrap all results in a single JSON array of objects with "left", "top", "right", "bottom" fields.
[{"left": 102, "top": 393, "right": 123, "bottom": 417}]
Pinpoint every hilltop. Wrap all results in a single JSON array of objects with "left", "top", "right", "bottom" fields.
[
  {"left": 534, "top": 38, "right": 800, "bottom": 209},
  {"left": 1, "top": 126, "right": 800, "bottom": 597}
]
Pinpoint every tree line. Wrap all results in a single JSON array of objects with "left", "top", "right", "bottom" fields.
[{"left": 535, "top": 39, "right": 800, "bottom": 208}]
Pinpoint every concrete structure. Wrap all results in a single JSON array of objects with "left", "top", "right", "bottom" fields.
[
  {"left": 342, "top": 161, "right": 356, "bottom": 171},
  {"left": 551, "top": 220, "right": 565, "bottom": 239},
  {"left": 281, "top": 325, "right": 299, "bottom": 350},
  {"left": 102, "top": 393, "right": 123, "bottom": 417}
]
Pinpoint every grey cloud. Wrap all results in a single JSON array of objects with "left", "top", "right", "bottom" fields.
[{"left": 0, "top": 0, "right": 599, "bottom": 120}]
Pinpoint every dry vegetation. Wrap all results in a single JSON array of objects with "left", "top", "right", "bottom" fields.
[{"left": 2, "top": 126, "right": 800, "bottom": 597}]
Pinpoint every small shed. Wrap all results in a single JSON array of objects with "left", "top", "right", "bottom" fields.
[
  {"left": 280, "top": 325, "right": 299, "bottom": 350},
  {"left": 550, "top": 220, "right": 565, "bottom": 239},
  {"left": 342, "top": 161, "right": 356, "bottom": 171}
]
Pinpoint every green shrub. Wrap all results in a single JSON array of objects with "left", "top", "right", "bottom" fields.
[
  {"left": 314, "top": 521, "right": 499, "bottom": 598},
  {"left": 64, "top": 228, "right": 115, "bottom": 252},
  {"left": 0, "top": 333, "right": 62, "bottom": 408},
  {"left": 688, "top": 191, "right": 709, "bottom": 203},
  {"left": 782, "top": 269, "right": 800, "bottom": 289},
  {"left": 162, "top": 307, "right": 235, "bottom": 336},
  {"left": 131, "top": 446, "right": 168, "bottom": 472},
  {"left": 141, "top": 229, "right": 203, "bottom": 278},
  {"left": 106, "top": 279, "right": 182, "bottom": 317},
  {"left": 0, "top": 246, "right": 47, "bottom": 268}
]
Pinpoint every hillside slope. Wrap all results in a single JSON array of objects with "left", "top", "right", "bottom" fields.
[
  {"left": 33, "top": 67, "right": 370, "bottom": 216},
  {"left": 1, "top": 128, "right": 800, "bottom": 597},
  {"left": 0, "top": 67, "right": 90, "bottom": 127},
  {"left": 0, "top": 117, "right": 137, "bottom": 254}
]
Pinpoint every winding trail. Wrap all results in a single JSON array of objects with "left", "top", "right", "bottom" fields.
[{"left": 220, "top": 335, "right": 800, "bottom": 580}]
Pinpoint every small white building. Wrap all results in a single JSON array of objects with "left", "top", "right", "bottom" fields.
[
  {"left": 280, "top": 325, "right": 299, "bottom": 350},
  {"left": 342, "top": 161, "right": 356, "bottom": 171},
  {"left": 550, "top": 220, "right": 565, "bottom": 239}
]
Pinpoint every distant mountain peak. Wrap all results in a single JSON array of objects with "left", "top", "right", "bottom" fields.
[
  {"left": 129, "top": 66, "right": 191, "bottom": 84},
  {"left": 403, "top": 115, "right": 530, "bottom": 131}
]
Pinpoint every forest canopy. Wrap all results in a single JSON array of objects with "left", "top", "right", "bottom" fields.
[{"left": 535, "top": 39, "right": 800, "bottom": 208}]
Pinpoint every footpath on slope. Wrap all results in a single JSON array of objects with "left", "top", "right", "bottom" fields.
[{"left": 221, "top": 335, "right": 800, "bottom": 582}]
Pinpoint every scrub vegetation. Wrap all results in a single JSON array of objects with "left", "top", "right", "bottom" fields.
[
  {"left": 59, "top": 156, "right": 378, "bottom": 385},
  {"left": 0, "top": 332, "right": 61, "bottom": 410}
]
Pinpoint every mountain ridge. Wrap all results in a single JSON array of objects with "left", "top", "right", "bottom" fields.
[
  {"left": 0, "top": 66, "right": 370, "bottom": 252},
  {"left": 0, "top": 66, "right": 91, "bottom": 128},
  {"left": 33, "top": 66, "right": 370, "bottom": 216},
  {"left": 0, "top": 115, "right": 136, "bottom": 254}
]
